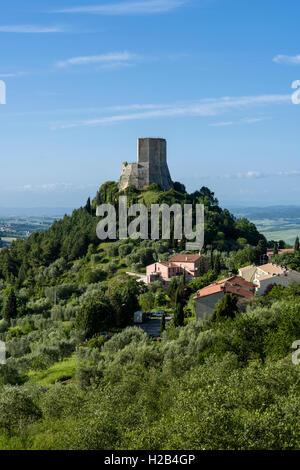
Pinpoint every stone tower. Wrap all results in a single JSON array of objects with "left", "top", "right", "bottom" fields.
[{"left": 119, "top": 138, "right": 173, "bottom": 191}]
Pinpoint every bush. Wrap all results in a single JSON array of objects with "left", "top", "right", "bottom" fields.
[{"left": 0, "top": 386, "right": 41, "bottom": 435}]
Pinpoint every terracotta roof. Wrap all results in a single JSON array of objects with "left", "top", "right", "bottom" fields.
[
  {"left": 169, "top": 254, "right": 202, "bottom": 263},
  {"left": 239, "top": 264, "right": 256, "bottom": 271},
  {"left": 193, "top": 275, "right": 255, "bottom": 300},
  {"left": 239, "top": 265, "right": 257, "bottom": 282},
  {"left": 256, "top": 274, "right": 277, "bottom": 281},
  {"left": 225, "top": 285, "right": 255, "bottom": 299},
  {"left": 257, "top": 263, "right": 286, "bottom": 276},
  {"left": 267, "top": 248, "right": 294, "bottom": 255}
]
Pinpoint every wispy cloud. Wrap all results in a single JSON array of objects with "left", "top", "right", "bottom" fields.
[
  {"left": 0, "top": 72, "right": 27, "bottom": 78},
  {"left": 52, "top": 94, "right": 290, "bottom": 129},
  {"left": 11, "top": 183, "right": 96, "bottom": 193},
  {"left": 0, "top": 25, "right": 65, "bottom": 33},
  {"left": 218, "top": 170, "right": 300, "bottom": 180},
  {"left": 55, "top": 0, "right": 186, "bottom": 15},
  {"left": 209, "top": 121, "right": 234, "bottom": 127},
  {"left": 210, "top": 117, "right": 266, "bottom": 127},
  {"left": 56, "top": 51, "right": 138, "bottom": 68},
  {"left": 273, "top": 54, "right": 300, "bottom": 65},
  {"left": 218, "top": 171, "right": 265, "bottom": 180},
  {"left": 277, "top": 170, "right": 300, "bottom": 177}
]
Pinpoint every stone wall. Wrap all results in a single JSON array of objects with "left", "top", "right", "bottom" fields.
[
  {"left": 195, "top": 292, "right": 224, "bottom": 320},
  {"left": 119, "top": 138, "right": 173, "bottom": 191}
]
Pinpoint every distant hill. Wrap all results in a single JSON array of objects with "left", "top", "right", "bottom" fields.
[
  {"left": 0, "top": 207, "right": 73, "bottom": 217},
  {"left": 229, "top": 205, "right": 300, "bottom": 245},
  {"left": 230, "top": 205, "right": 300, "bottom": 220}
]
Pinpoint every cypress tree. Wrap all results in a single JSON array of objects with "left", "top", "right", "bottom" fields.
[
  {"left": 96, "top": 191, "right": 101, "bottom": 207},
  {"left": 182, "top": 268, "right": 186, "bottom": 286},
  {"left": 174, "top": 288, "right": 184, "bottom": 327},
  {"left": 4, "top": 289, "right": 18, "bottom": 321},
  {"left": 273, "top": 242, "right": 278, "bottom": 255},
  {"left": 160, "top": 311, "right": 166, "bottom": 335},
  {"left": 210, "top": 249, "right": 214, "bottom": 269},
  {"left": 85, "top": 197, "right": 91, "bottom": 214},
  {"left": 213, "top": 254, "right": 221, "bottom": 275},
  {"left": 198, "top": 257, "right": 206, "bottom": 276},
  {"left": 295, "top": 236, "right": 299, "bottom": 252}
]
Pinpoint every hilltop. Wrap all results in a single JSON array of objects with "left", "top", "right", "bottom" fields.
[{"left": 0, "top": 182, "right": 267, "bottom": 287}]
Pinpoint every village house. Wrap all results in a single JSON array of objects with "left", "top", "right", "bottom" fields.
[
  {"left": 193, "top": 275, "right": 255, "bottom": 320},
  {"left": 146, "top": 253, "right": 208, "bottom": 285},
  {"left": 239, "top": 262, "right": 300, "bottom": 295}
]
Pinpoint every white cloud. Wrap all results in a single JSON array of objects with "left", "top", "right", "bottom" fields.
[
  {"left": 0, "top": 25, "right": 64, "bottom": 33},
  {"left": 242, "top": 117, "right": 265, "bottom": 124},
  {"left": 276, "top": 170, "right": 300, "bottom": 177},
  {"left": 210, "top": 117, "right": 266, "bottom": 127},
  {"left": 219, "top": 170, "right": 300, "bottom": 180},
  {"left": 53, "top": 94, "right": 290, "bottom": 129},
  {"left": 56, "top": 51, "right": 138, "bottom": 68},
  {"left": 55, "top": 0, "right": 186, "bottom": 15},
  {"left": 273, "top": 54, "right": 300, "bottom": 65},
  {"left": 219, "top": 171, "right": 264, "bottom": 180},
  {"left": 245, "top": 171, "right": 264, "bottom": 179},
  {"left": 12, "top": 183, "right": 96, "bottom": 193},
  {"left": 0, "top": 72, "right": 26, "bottom": 78},
  {"left": 209, "top": 121, "right": 234, "bottom": 127}
]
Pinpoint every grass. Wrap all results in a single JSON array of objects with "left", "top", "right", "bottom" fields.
[{"left": 27, "top": 356, "right": 76, "bottom": 385}]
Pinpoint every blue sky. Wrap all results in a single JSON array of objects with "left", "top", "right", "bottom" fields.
[{"left": 1, "top": 0, "right": 300, "bottom": 208}]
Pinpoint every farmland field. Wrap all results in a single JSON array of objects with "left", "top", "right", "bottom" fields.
[{"left": 231, "top": 206, "right": 300, "bottom": 245}]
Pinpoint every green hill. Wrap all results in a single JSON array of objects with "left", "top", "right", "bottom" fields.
[{"left": 0, "top": 183, "right": 299, "bottom": 450}]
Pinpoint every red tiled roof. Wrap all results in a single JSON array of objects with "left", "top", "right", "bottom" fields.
[
  {"left": 257, "top": 263, "right": 286, "bottom": 275},
  {"left": 193, "top": 275, "right": 255, "bottom": 300},
  {"left": 267, "top": 248, "right": 294, "bottom": 256},
  {"left": 225, "top": 285, "right": 255, "bottom": 299}
]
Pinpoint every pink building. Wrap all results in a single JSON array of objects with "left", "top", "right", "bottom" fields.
[{"left": 146, "top": 254, "right": 208, "bottom": 284}]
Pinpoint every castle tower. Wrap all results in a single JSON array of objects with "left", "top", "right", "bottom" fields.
[{"left": 119, "top": 138, "right": 173, "bottom": 191}]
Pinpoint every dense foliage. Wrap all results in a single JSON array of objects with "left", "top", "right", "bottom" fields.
[
  {"left": 0, "top": 284, "right": 299, "bottom": 449},
  {"left": 0, "top": 183, "right": 298, "bottom": 450}
]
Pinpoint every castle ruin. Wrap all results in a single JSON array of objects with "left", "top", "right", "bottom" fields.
[{"left": 119, "top": 138, "right": 173, "bottom": 191}]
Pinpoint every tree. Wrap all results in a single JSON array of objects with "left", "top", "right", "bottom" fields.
[
  {"left": 76, "top": 296, "right": 111, "bottom": 338},
  {"left": 109, "top": 278, "right": 140, "bottom": 327},
  {"left": 182, "top": 268, "right": 186, "bottom": 285},
  {"left": 255, "top": 238, "right": 268, "bottom": 264},
  {"left": 295, "top": 236, "right": 299, "bottom": 252},
  {"left": 0, "top": 387, "right": 41, "bottom": 436},
  {"left": 273, "top": 241, "right": 278, "bottom": 255},
  {"left": 160, "top": 311, "right": 166, "bottom": 335},
  {"left": 211, "top": 293, "right": 238, "bottom": 322},
  {"left": 4, "top": 289, "right": 18, "bottom": 321},
  {"left": 198, "top": 257, "right": 206, "bottom": 276},
  {"left": 96, "top": 191, "right": 101, "bottom": 207},
  {"left": 174, "top": 288, "right": 184, "bottom": 327},
  {"left": 213, "top": 254, "right": 221, "bottom": 275},
  {"left": 85, "top": 197, "right": 91, "bottom": 215},
  {"left": 139, "top": 291, "right": 155, "bottom": 312},
  {"left": 166, "top": 276, "right": 182, "bottom": 302}
]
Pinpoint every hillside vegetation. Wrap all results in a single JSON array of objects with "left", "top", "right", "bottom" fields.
[{"left": 0, "top": 183, "right": 299, "bottom": 450}]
